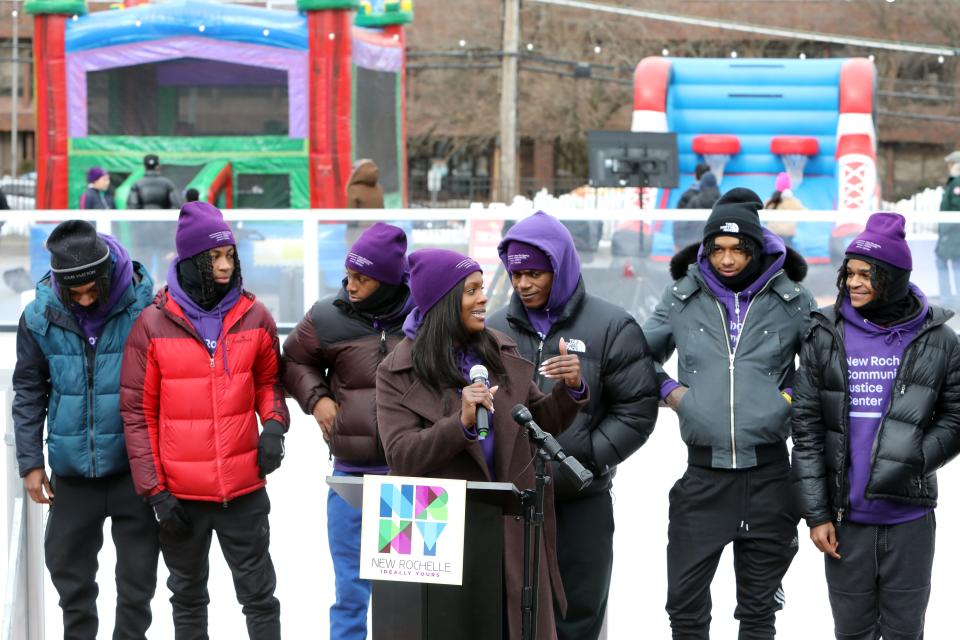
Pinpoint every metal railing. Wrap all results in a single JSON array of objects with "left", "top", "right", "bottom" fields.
[
  {"left": 0, "top": 178, "right": 36, "bottom": 211},
  {"left": 1, "top": 206, "right": 958, "bottom": 638},
  {"left": 2, "top": 369, "right": 45, "bottom": 640}
]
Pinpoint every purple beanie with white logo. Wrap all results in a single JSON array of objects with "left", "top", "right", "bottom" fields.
[
  {"left": 175, "top": 201, "right": 236, "bottom": 262},
  {"left": 408, "top": 249, "right": 482, "bottom": 316},
  {"left": 845, "top": 212, "right": 912, "bottom": 271},
  {"left": 505, "top": 240, "right": 553, "bottom": 274},
  {"left": 344, "top": 222, "right": 408, "bottom": 285}
]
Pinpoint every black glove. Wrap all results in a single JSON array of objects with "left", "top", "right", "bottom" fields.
[
  {"left": 148, "top": 490, "right": 190, "bottom": 535},
  {"left": 258, "top": 420, "right": 286, "bottom": 478}
]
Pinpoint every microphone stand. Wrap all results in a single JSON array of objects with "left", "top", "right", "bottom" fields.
[
  {"left": 516, "top": 407, "right": 592, "bottom": 640},
  {"left": 519, "top": 436, "right": 549, "bottom": 640}
]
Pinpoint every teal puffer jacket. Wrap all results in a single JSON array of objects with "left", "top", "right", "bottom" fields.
[{"left": 15, "top": 264, "right": 153, "bottom": 478}]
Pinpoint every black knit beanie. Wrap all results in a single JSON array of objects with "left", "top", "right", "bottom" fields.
[
  {"left": 703, "top": 187, "right": 766, "bottom": 248},
  {"left": 46, "top": 220, "right": 111, "bottom": 288}
]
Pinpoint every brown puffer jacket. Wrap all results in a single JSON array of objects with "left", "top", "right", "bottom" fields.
[
  {"left": 346, "top": 159, "right": 384, "bottom": 209},
  {"left": 282, "top": 288, "right": 412, "bottom": 464}
]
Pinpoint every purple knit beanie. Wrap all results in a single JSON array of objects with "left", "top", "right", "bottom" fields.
[
  {"left": 344, "top": 222, "right": 408, "bottom": 285},
  {"left": 175, "top": 201, "right": 236, "bottom": 262},
  {"left": 505, "top": 240, "right": 553, "bottom": 274},
  {"left": 87, "top": 167, "right": 107, "bottom": 184},
  {"left": 845, "top": 212, "right": 912, "bottom": 271},
  {"left": 408, "top": 249, "right": 482, "bottom": 316}
]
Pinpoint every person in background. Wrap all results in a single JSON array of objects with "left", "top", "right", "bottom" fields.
[
  {"left": 126, "top": 154, "right": 182, "bottom": 210},
  {"left": 184, "top": 188, "right": 200, "bottom": 203},
  {"left": 765, "top": 172, "right": 805, "bottom": 249},
  {"left": 345, "top": 158, "right": 385, "bottom": 244},
  {"left": 674, "top": 164, "right": 715, "bottom": 251},
  {"left": 346, "top": 159, "right": 384, "bottom": 209},
  {"left": 488, "top": 211, "right": 659, "bottom": 640},
  {"left": 13, "top": 220, "right": 158, "bottom": 639},
  {"left": 676, "top": 162, "right": 712, "bottom": 209},
  {"left": 935, "top": 150, "right": 960, "bottom": 309},
  {"left": 80, "top": 167, "right": 115, "bottom": 209},
  {"left": 282, "top": 222, "right": 414, "bottom": 640},
  {"left": 792, "top": 212, "right": 960, "bottom": 640},
  {"left": 643, "top": 188, "right": 816, "bottom": 640},
  {"left": 120, "top": 202, "right": 289, "bottom": 640},
  {"left": 376, "top": 248, "right": 587, "bottom": 640}
]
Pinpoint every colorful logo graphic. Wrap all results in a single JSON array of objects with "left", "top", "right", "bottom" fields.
[{"left": 379, "top": 483, "right": 448, "bottom": 556}]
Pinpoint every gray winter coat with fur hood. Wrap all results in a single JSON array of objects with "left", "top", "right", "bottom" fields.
[{"left": 642, "top": 239, "right": 816, "bottom": 469}]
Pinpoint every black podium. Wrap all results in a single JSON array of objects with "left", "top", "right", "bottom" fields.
[{"left": 327, "top": 475, "right": 521, "bottom": 640}]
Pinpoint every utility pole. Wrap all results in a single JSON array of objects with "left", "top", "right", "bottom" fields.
[
  {"left": 498, "top": 0, "right": 519, "bottom": 202},
  {"left": 11, "top": 1, "right": 19, "bottom": 177}
]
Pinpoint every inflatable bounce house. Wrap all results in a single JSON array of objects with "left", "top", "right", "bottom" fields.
[
  {"left": 26, "top": 0, "right": 412, "bottom": 209},
  {"left": 631, "top": 57, "right": 877, "bottom": 262}
]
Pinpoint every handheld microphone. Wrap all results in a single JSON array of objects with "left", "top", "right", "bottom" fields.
[
  {"left": 469, "top": 364, "right": 490, "bottom": 440},
  {"left": 511, "top": 404, "right": 593, "bottom": 491}
]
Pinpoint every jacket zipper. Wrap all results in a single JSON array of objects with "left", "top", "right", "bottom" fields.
[
  {"left": 710, "top": 272, "right": 781, "bottom": 469},
  {"left": 823, "top": 320, "right": 851, "bottom": 526},
  {"left": 84, "top": 346, "right": 98, "bottom": 476},
  {"left": 208, "top": 350, "right": 229, "bottom": 505},
  {"left": 533, "top": 339, "right": 545, "bottom": 385},
  {"left": 163, "top": 297, "right": 251, "bottom": 504}
]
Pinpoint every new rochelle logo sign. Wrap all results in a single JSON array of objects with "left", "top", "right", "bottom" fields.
[
  {"left": 378, "top": 483, "right": 448, "bottom": 556},
  {"left": 360, "top": 475, "right": 466, "bottom": 585}
]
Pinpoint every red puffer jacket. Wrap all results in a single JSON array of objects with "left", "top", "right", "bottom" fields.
[{"left": 120, "top": 288, "right": 289, "bottom": 503}]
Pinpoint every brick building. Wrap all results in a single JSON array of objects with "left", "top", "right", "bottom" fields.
[{"left": 3, "top": 0, "right": 958, "bottom": 201}]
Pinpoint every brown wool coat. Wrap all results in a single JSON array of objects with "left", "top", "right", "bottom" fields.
[{"left": 376, "top": 330, "right": 587, "bottom": 640}]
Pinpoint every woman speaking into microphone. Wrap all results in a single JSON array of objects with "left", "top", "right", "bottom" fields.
[{"left": 376, "top": 248, "right": 588, "bottom": 640}]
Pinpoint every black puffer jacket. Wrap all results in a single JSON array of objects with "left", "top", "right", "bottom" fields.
[
  {"left": 488, "top": 279, "right": 660, "bottom": 499},
  {"left": 126, "top": 170, "right": 182, "bottom": 210},
  {"left": 791, "top": 304, "right": 960, "bottom": 527},
  {"left": 282, "top": 288, "right": 412, "bottom": 465}
]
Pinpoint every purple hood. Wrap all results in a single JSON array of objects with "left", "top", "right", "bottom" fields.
[
  {"left": 697, "top": 228, "right": 787, "bottom": 349},
  {"left": 166, "top": 258, "right": 242, "bottom": 369},
  {"left": 497, "top": 211, "right": 582, "bottom": 336}
]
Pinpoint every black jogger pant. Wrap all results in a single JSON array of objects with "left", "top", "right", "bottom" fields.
[
  {"left": 666, "top": 458, "right": 799, "bottom": 640},
  {"left": 158, "top": 488, "right": 280, "bottom": 640},
  {"left": 555, "top": 489, "right": 615, "bottom": 640},
  {"left": 825, "top": 512, "right": 936, "bottom": 640},
  {"left": 45, "top": 472, "right": 160, "bottom": 640}
]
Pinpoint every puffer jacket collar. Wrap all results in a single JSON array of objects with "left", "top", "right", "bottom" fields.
[
  {"left": 667, "top": 241, "right": 808, "bottom": 307},
  {"left": 811, "top": 302, "right": 953, "bottom": 336},
  {"left": 154, "top": 286, "right": 256, "bottom": 352},
  {"left": 28, "top": 263, "right": 152, "bottom": 338}
]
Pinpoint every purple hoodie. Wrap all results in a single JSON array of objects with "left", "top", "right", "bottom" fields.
[
  {"left": 839, "top": 286, "right": 931, "bottom": 525},
  {"left": 698, "top": 228, "right": 787, "bottom": 350},
  {"left": 52, "top": 233, "right": 135, "bottom": 347},
  {"left": 498, "top": 211, "right": 583, "bottom": 338},
  {"left": 166, "top": 258, "right": 242, "bottom": 364}
]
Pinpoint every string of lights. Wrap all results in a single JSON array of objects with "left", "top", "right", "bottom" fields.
[{"left": 527, "top": 0, "right": 958, "bottom": 57}]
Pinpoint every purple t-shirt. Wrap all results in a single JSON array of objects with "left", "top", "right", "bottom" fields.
[{"left": 840, "top": 290, "right": 931, "bottom": 525}]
